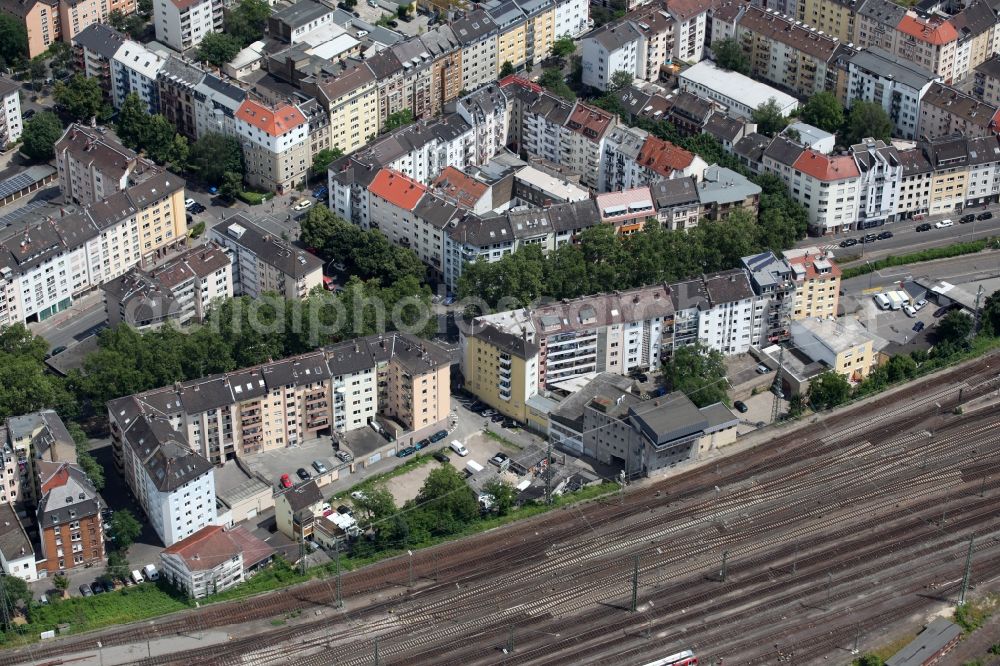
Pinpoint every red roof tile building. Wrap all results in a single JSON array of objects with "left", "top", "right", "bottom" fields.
[
  {"left": 160, "top": 525, "right": 275, "bottom": 599},
  {"left": 233, "top": 99, "right": 310, "bottom": 194}
]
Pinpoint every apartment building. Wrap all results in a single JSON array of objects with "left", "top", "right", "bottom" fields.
[
  {"left": 949, "top": 0, "right": 1000, "bottom": 84},
  {"left": 742, "top": 250, "right": 796, "bottom": 343},
  {"left": 207, "top": 216, "right": 322, "bottom": 300},
  {"left": 488, "top": 0, "right": 528, "bottom": 71},
  {"left": 307, "top": 63, "right": 379, "bottom": 156},
  {"left": 851, "top": 138, "right": 902, "bottom": 228},
  {"left": 515, "top": 0, "right": 556, "bottom": 66},
  {"left": 463, "top": 322, "right": 539, "bottom": 423},
  {"left": 973, "top": 55, "right": 1000, "bottom": 106},
  {"left": 160, "top": 524, "right": 274, "bottom": 599},
  {"left": 783, "top": 246, "right": 842, "bottom": 319},
  {"left": 696, "top": 164, "right": 762, "bottom": 220},
  {"left": 726, "top": 5, "right": 855, "bottom": 99},
  {"left": 553, "top": 0, "right": 588, "bottom": 38},
  {"left": 192, "top": 73, "right": 247, "bottom": 141},
  {"left": 0, "top": 77, "right": 21, "bottom": 150},
  {"left": 367, "top": 43, "right": 434, "bottom": 129},
  {"left": 697, "top": 268, "right": 766, "bottom": 355},
  {"left": 112, "top": 40, "right": 166, "bottom": 113},
  {"left": 36, "top": 462, "right": 105, "bottom": 573},
  {"left": 453, "top": 10, "right": 499, "bottom": 92},
  {"left": 596, "top": 187, "right": 655, "bottom": 234},
  {"left": 796, "top": 0, "right": 856, "bottom": 43},
  {"left": 895, "top": 13, "right": 958, "bottom": 83},
  {"left": 924, "top": 134, "right": 971, "bottom": 214},
  {"left": 233, "top": 99, "right": 309, "bottom": 193},
  {"left": 72, "top": 22, "right": 126, "bottom": 100},
  {"left": 792, "top": 150, "right": 861, "bottom": 234},
  {"left": 561, "top": 101, "right": 616, "bottom": 189},
  {"left": 421, "top": 25, "right": 464, "bottom": 114},
  {"left": 853, "top": 0, "right": 906, "bottom": 53},
  {"left": 649, "top": 177, "right": 701, "bottom": 230},
  {"left": 600, "top": 125, "right": 648, "bottom": 192},
  {"left": 102, "top": 243, "right": 233, "bottom": 329},
  {"left": 158, "top": 57, "right": 204, "bottom": 142},
  {"left": 1, "top": 410, "right": 76, "bottom": 511},
  {"left": 267, "top": 0, "right": 334, "bottom": 44},
  {"left": 679, "top": 60, "right": 799, "bottom": 119},
  {"left": 963, "top": 135, "right": 1000, "bottom": 207},
  {"left": 154, "top": 0, "right": 223, "bottom": 51},
  {"left": 791, "top": 317, "right": 877, "bottom": 382},
  {"left": 581, "top": 21, "right": 645, "bottom": 92},
  {"left": 895, "top": 144, "right": 933, "bottom": 219},
  {"left": 919, "top": 82, "right": 1000, "bottom": 139},
  {"left": 1, "top": 0, "right": 135, "bottom": 58},
  {"left": 0, "top": 172, "right": 186, "bottom": 326},
  {"left": 0, "top": 503, "right": 36, "bottom": 580},
  {"left": 55, "top": 124, "right": 157, "bottom": 205},
  {"left": 456, "top": 85, "right": 509, "bottom": 166},
  {"left": 846, "top": 47, "right": 938, "bottom": 140}
]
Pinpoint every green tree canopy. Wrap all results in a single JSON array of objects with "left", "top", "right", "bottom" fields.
[
  {"left": 68, "top": 422, "right": 105, "bottom": 491},
  {"left": 352, "top": 485, "right": 397, "bottom": 526},
  {"left": 937, "top": 310, "right": 972, "bottom": 345},
  {"left": 712, "top": 38, "right": 749, "bottom": 74},
  {"left": 188, "top": 133, "right": 243, "bottom": 185},
  {"left": 0, "top": 576, "right": 29, "bottom": 622},
  {"left": 109, "top": 510, "right": 142, "bottom": 552},
  {"left": 227, "top": 0, "right": 271, "bottom": 45},
  {"left": 54, "top": 75, "right": 104, "bottom": 122},
  {"left": 540, "top": 67, "right": 576, "bottom": 100},
  {"left": 21, "top": 111, "right": 63, "bottom": 161},
  {"left": 808, "top": 371, "right": 851, "bottom": 410},
  {"left": 798, "top": 91, "right": 844, "bottom": 133},
  {"left": 311, "top": 147, "right": 344, "bottom": 177},
  {"left": 116, "top": 93, "right": 150, "bottom": 149},
  {"left": 0, "top": 15, "right": 28, "bottom": 66},
  {"left": 663, "top": 342, "right": 728, "bottom": 408},
  {"left": 500, "top": 61, "right": 515, "bottom": 77},
  {"left": 844, "top": 101, "right": 893, "bottom": 145},
  {"left": 551, "top": 35, "right": 575, "bottom": 59},
  {"left": 609, "top": 70, "right": 634, "bottom": 93},
  {"left": 384, "top": 109, "right": 415, "bottom": 132},
  {"left": 414, "top": 465, "right": 479, "bottom": 527},
  {"left": 751, "top": 98, "right": 789, "bottom": 137},
  {"left": 980, "top": 289, "right": 1000, "bottom": 336},
  {"left": 196, "top": 32, "right": 243, "bottom": 67},
  {"left": 482, "top": 478, "right": 516, "bottom": 516}
]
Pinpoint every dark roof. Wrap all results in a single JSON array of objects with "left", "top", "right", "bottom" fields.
[
  {"left": 857, "top": 0, "right": 906, "bottom": 25},
  {"left": 669, "top": 90, "right": 714, "bottom": 124},
  {"left": 446, "top": 212, "right": 513, "bottom": 246},
  {"left": 0, "top": 76, "right": 18, "bottom": 98},
  {"left": 886, "top": 618, "right": 962, "bottom": 666},
  {"left": 37, "top": 464, "right": 102, "bottom": 528},
  {"left": 628, "top": 392, "right": 708, "bottom": 448},
  {"left": 550, "top": 373, "right": 634, "bottom": 432},
  {"left": 115, "top": 413, "right": 213, "bottom": 492},
  {"left": 211, "top": 216, "right": 323, "bottom": 279},
  {"left": 650, "top": 177, "right": 700, "bottom": 208},
  {"left": 271, "top": 0, "right": 332, "bottom": 28},
  {"left": 951, "top": 0, "right": 997, "bottom": 39},
  {"left": 702, "top": 114, "right": 744, "bottom": 143},
  {"left": 0, "top": 504, "right": 31, "bottom": 561},
  {"left": 703, "top": 268, "right": 755, "bottom": 304},
  {"left": 738, "top": 5, "right": 845, "bottom": 61},
  {"left": 975, "top": 54, "right": 1000, "bottom": 80},
  {"left": 415, "top": 193, "right": 460, "bottom": 229},
  {"left": 848, "top": 47, "right": 936, "bottom": 89},
  {"left": 72, "top": 22, "right": 126, "bottom": 59},
  {"left": 545, "top": 199, "right": 601, "bottom": 233},
  {"left": 469, "top": 322, "right": 538, "bottom": 358},
  {"left": 587, "top": 21, "right": 642, "bottom": 51},
  {"left": 280, "top": 479, "right": 323, "bottom": 513},
  {"left": 158, "top": 56, "right": 204, "bottom": 88},
  {"left": 672, "top": 278, "right": 710, "bottom": 311},
  {"left": 452, "top": 9, "right": 497, "bottom": 44},
  {"left": 897, "top": 146, "right": 933, "bottom": 175},
  {"left": 763, "top": 135, "right": 805, "bottom": 167},
  {"left": 733, "top": 132, "right": 771, "bottom": 164},
  {"left": 922, "top": 82, "right": 1000, "bottom": 130}
]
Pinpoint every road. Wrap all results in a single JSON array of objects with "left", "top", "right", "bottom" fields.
[
  {"left": 842, "top": 250, "right": 1000, "bottom": 296},
  {"left": 8, "top": 354, "right": 1000, "bottom": 666}
]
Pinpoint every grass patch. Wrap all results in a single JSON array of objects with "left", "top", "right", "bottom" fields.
[
  {"left": 329, "top": 453, "right": 436, "bottom": 502},
  {"left": 865, "top": 633, "right": 917, "bottom": 662},
  {"left": 483, "top": 427, "right": 523, "bottom": 450},
  {"left": 955, "top": 594, "right": 1000, "bottom": 633},
  {"left": 205, "top": 558, "right": 309, "bottom": 604},
  {"left": 841, "top": 238, "right": 998, "bottom": 279}
]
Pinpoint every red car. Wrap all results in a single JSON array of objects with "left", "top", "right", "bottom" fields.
[{"left": 279, "top": 474, "right": 292, "bottom": 489}]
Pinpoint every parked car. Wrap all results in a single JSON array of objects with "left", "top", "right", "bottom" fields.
[
  {"left": 279, "top": 473, "right": 292, "bottom": 488},
  {"left": 49, "top": 345, "right": 67, "bottom": 357},
  {"left": 913, "top": 321, "right": 925, "bottom": 332},
  {"left": 429, "top": 429, "right": 448, "bottom": 443},
  {"left": 313, "top": 186, "right": 328, "bottom": 199},
  {"left": 296, "top": 467, "right": 311, "bottom": 480},
  {"left": 933, "top": 305, "right": 952, "bottom": 317},
  {"left": 312, "top": 459, "right": 328, "bottom": 474},
  {"left": 449, "top": 440, "right": 469, "bottom": 456},
  {"left": 863, "top": 234, "right": 877, "bottom": 243},
  {"left": 190, "top": 203, "right": 205, "bottom": 214},
  {"left": 23, "top": 109, "right": 35, "bottom": 119},
  {"left": 388, "top": 19, "right": 399, "bottom": 27},
  {"left": 489, "top": 452, "right": 510, "bottom": 467},
  {"left": 185, "top": 198, "right": 196, "bottom": 209},
  {"left": 734, "top": 400, "right": 748, "bottom": 413},
  {"left": 935, "top": 219, "right": 953, "bottom": 228},
  {"left": 443, "top": 294, "right": 456, "bottom": 306},
  {"left": 839, "top": 238, "right": 858, "bottom": 247},
  {"left": 480, "top": 409, "right": 497, "bottom": 417},
  {"left": 915, "top": 299, "right": 928, "bottom": 310},
  {"left": 91, "top": 582, "right": 105, "bottom": 595},
  {"left": 915, "top": 223, "right": 932, "bottom": 232},
  {"left": 396, "top": 446, "right": 416, "bottom": 458},
  {"left": 336, "top": 505, "right": 352, "bottom": 516},
  {"left": 350, "top": 490, "right": 367, "bottom": 501},
  {"left": 414, "top": 438, "right": 430, "bottom": 450},
  {"left": 80, "top": 584, "right": 93, "bottom": 597},
  {"left": 903, "top": 305, "right": 917, "bottom": 318},
  {"left": 293, "top": 199, "right": 313, "bottom": 211},
  {"left": 978, "top": 211, "right": 993, "bottom": 220},
  {"left": 961, "top": 214, "right": 976, "bottom": 224},
  {"left": 433, "top": 451, "right": 450, "bottom": 463},
  {"left": 877, "top": 231, "right": 893, "bottom": 240},
  {"left": 633, "top": 373, "right": 649, "bottom": 383},
  {"left": 502, "top": 418, "right": 518, "bottom": 429},
  {"left": 755, "top": 364, "right": 771, "bottom": 374},
  {"left": 335, "top": 450, "right": 353, "bottom": 463},
  {"left": 490, "top": 413, "right": 504, "bottom": 423}
]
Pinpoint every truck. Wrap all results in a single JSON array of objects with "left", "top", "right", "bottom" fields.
[
  {"left": 143, "top": 564, "right": 159, "bottom": 581},
  {"left": 886, "top": 291, "right": 906, "bottom": 311},
  {"left": 464, "top": 460, "right": 484, "bottom": 476},
  {"left": 130, "top": 570, "right": 144, "bottom": 585}
]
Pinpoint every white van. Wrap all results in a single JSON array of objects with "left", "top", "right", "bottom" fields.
[
  {"left": 873, "top": 294, "right": 891, "bottom": 310},
  {"left": 450, "top": 440, "right": 469, "bottom": 456},
  {"left": 130, "top": 570, "right": 144, "bottom": 585},
  {"left": 143, "top": 564, "right": 159, "bottom": 581}
]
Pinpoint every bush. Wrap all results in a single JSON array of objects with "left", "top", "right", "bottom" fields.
[
  {"left": 842, "top": 240, "right": 991, "bottom": 279},
  {"left": 236, "top": 190, "right": 268, "bottom": 205},
  {"left": 189, "top": 221, "right": 206, "bottom": 238}
]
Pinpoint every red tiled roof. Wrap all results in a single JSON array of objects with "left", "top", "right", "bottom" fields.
[
  {"left": 226, "top": 526, "right": 275, "bottom": 569},
  {"left": 786, "top": 248, "right": 843, "bottom": 279},
  {"left": 636, "top": 135, "right": 695, "bottom": 177},
  {"left": 499, "top": 75, "right": 543, "bottom": 93},
  {"left": 897, "top": 14, "right": 958, "bottom": 45},
  {"left": 792, "top": 150, "right": 860, "bottom": 181},
  {"left": 565, "top": 102, "right": 614, "bottom": 141},
  {"left": 368, "top": 168, "right": 427, "bottom": 211},
  {"left": 235, "top": 99, "right": 306, "bottom": 136},
  {"left": 161, "top": 525, "right": 275, "bottom": 571},
  {"left": 432, "top": 166, "right": 488, "bottom": 209}
]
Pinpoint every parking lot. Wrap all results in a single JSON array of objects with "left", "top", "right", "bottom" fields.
[
  {"left": 241, "top": 437, "right": 345, "bottom": 491},
  {"left": 858, "top": 295, "right": 937, "bottom": 347}
]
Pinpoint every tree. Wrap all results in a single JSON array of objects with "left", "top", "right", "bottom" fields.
[
  {"left": 0, "top": 575, "right": 29, "bottom": 620},
  {"left": 539, "top": 67, "right": 576, "bottom": 100},
  {"left": 107, "top": 550, "right": 129, "bottom": 580},
  {"left": 609, "top": 70, "right": 634, "bottom": 93},
  {"left": 311, "top": 147, "right": 343, "bottom": 178},
  {"left": 384, "top": 109, "right": 414, "bottom": 132},
  {"left": 68, "top": 422, "right": 105, "bottom": 491},
  {"left": 854, "top": 656, "right": 885, "bottom": 666},
  {"left": 884, "top": 354, "right": 917, "bottom": 383},
  {"left": 116, "top": 93, "right": 150, "bottom": 149},
  {"left": 227, "top": 0, "right": 271, "bottom": 45},
  {"left": 808, "top": 371, "right": 851, "bottom": 410},
  {"left": 188, "top": 133, "right": 243, "bottom": 185},
  {"left": 0, "top": 15, "right": 27, "bottom": 67},
  {"left": 482, "top": 478, "right": 516, "bottom": 516},
  {"left": 712, "top": 38, "right": 749, "bottom": 74},
  {"left": 29, "top": 58, "right": 47, "bottom": 91},
  {"left": 220, "top": 170, "right": 243, "bottom": 200},
  {"left": 415, "top": 465, "right": 479, "bottom": 525},
  {"left": 342, "top": 0, "right": 357, "bottom": 6},
  {"left": 396, "top": 4, "right": 409, "bottom": 19},
  {"left": 981, "top": 289, "right": 1000, "bottom": 336},
  {"left": 937, "top": 310, "right": 973, "bottom": 345},
  {"left": 500, "top": 61, "right": 515, "bottom": 77},
  {"left": 799, "top": 91, "right": 844, "bottom": 133},
  {"left": 21, "top": 111, "right": 63, "bottom": 161},
  {"left": 107, "top": 9, "right": 128, "bottom": 30},
  {"left": 844, "top": 100, "right": 893, "bottom": 145},
  {"left": 196, "top": 32, "right": 243, "bottom": 67},
  {"left": 352, "top": 485, "right": 396, "bottom": 526},
  {"left": 108, "top": 510, "right": 142, "bottom": 552},
  {"left": 53, "top": 75, "right": 104, "bottom": 122},
  {"left": 551, "top": 36, "right": 575, "bottom": 60},
  {"left": 662, "top": 342, "right": 728, "bottom": 408},
  {"left": 53, "top": 574, "right": 69, "bottom": 594},
  {"left": 751, "top": 98, "right": 789, "bottom": 137}
]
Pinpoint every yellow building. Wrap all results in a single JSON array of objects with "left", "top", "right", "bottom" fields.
[
  {"left": 517, "top": 0, "right": 556, "bottom": 65},
  {"left": 383, "top": 342, "right": 452, "bottom": 433},
  {"left": 462, "top": 323, "right": 539, "bottom": 423},
  {"left": 490, "top": 1, "right": 529, "bottom": 72},
  {"left": 783, "top": 247, "right": 842, "bottom": 321},
  {"left": 310, "top": 61, "right": 380, "bottom": 156},
  {"left": 791, "top": 317, "right": 876, "bottom": 383},
  {"left": 796, "top": 0, "right": 856, "bottom": 44},
  {"left": 924, "top": 135, "right": 970, "bottom": 215}
]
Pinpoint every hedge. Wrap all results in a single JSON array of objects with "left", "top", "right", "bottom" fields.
[
  {"left": 236, "top": 190, "right": 268, "bottom": 205},
  {"left": 841, "top": 238, "right": 997, "bottom": 279}
]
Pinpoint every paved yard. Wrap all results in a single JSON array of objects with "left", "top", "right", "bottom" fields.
[
  {"left": 735, "top": 392, "right": 783, "bottom": 435},
  {"left": 384, "top": 460, "right": 441, "bottom": 505},
  {"left": 241, "top": 437, "right": 346, "bottom": 490}
]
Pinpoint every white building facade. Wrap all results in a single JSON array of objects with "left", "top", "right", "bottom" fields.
[
  {"left": 112, "top": 41, "right": 166, "bottom": 113},
  {"left": 154, "top": 0, "right": 224, "bottom": 51}
]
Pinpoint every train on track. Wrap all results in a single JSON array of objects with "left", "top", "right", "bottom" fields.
[{"left": 642, "top": 650, "right": 697, "bottom": 666}]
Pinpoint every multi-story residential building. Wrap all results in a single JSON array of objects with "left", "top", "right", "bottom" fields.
[
  {"left": 895, "top": 13, "right": 958, "bottom": 83},
  {"left": 233, "top": 98, "right": 309, "bottom": 193},
  {"left": 742, "top": 250, "right": 796, "bottom": 343},
  {"left": 207, "top": 216, "right": 322, "bottom": 300},
  {"left": 725, "top": 5, "right": 855, "bottom": 100},
  {"left": 697, "top": 268, "right": 766, "bottom": 355},
  {"left": 160, "top": 524, "right": 273, "bottom": 598},
  {"left": 852, "top": 0, "right": 906, "bottom": 54},
  {"left": 791, "top": 317, "right": 877, "bottom": 382},
  {"left": 488, "top": 0, "right": 528, "bottom": 72},
  {"left": 0, "top": 503, "right": 36, "bottom": 580},
  {"left": 55, "top": 123, "right": 157, "bottom": 205},
  {"left": 36, "top": 462, "right": 104, "bottom": 573},
  {"left": 2, "top": 410, "right": 76, "bottom": 509},
  {"left": 306, "top": 63, "right": 379, "bottom": 156},
  {"left": 924, "top": 134, "right": 971, "bottom": 214},
  {"left": 633, "top": 3, "right": 674, "bottom": 80},
  {"left": 456, "top": 85, "right": 509, "bottom": 166},
  {"left": 846, "top": 47, "right": 938, "bottom": 140},
  {"left": 157, "top": 57, "right": 204, "bottom": 142},
  {"left": 973, "top": 55, "right": 1000, "bottom": 106},
  {"left": 790, "top": 149, "right": 862, "bottom": 234},
  {"left": 596, "top": 187, "right": 655, "bottom": 233},
  {"left": 267, "top": 0, "right": 334, "bottom": 44},
  {"left": 895, "top": 143, "right": 933, "bottom": 219},
  {"left": 420, "top": 25, "right": 464, "bottom": 114},
  {"left": 515, "top": 0, "right": 555, "bottom": 66},
  {"left": 561, "top": 101, "right": 615, "bottom": 189},
  {"left": 949, "top": 0, "right": 1000, "bottom": 84},
  {"left": 696, "top": 164, "right": 762, "bottom": 220},
  {"left": 667, "top": 0, "right": 710, "bottom": 63},
  {"left": 102, "top": 243, "right": 233, "bottom": 329},
  {"left": 112, "top": 40, "right": 166, "bottom": 113},
  {"left": 649, "top": 177, "right": 701, "bottom": 230},
  {"left": 553, "top": 0, "right": 588, "bottom": 38},
  {"left": 154, "top": 0, "right": 222, "bottom": 51},
  {"left": 600, "top": 125, "right": 648, "bottom": 192},
  {"left": 783, "top": 246, "right": 842, "bottom": 319},
  {"left": 0, "top": 172, "right": 187, "bottom": 326},
  {"left": 0, "top": 77, "right": 21, "bottom": 150},
  {"left": 275, "top": 480, "right": 323, "bottom": 540},
  {"left": 851, "top": 138, "right": 902, "bottom": 228},
  {"left": 963, "top": 135, "right": 1000, "bottom": 207},
  {"left": 72, "top": 23, "right": 126, "bottom": 101},
  {"left": 453, "top": 10, "right": 499, "bottom": 92},
  {"left": 795, "top": 0, "right": 856, "bottom": 43},
  {"left": 464, "top": 284, "right": 674, "bottom": 410},
  {"left": 679, "top": 60, "right": 799, "bottom": 119},
  {"left": 919, "top": 82, "right": 1000, "bottom": 139},
  {"left": 581, "top": 21, "right": 644, "bottom": 91},
  {"left": 1, "top": 0, "right": 134, "bottom": 58},
  {"left": 192, "top": 73, "right": 247, "bottom": 140},
  {"left": 368, "top": 44, "right": 434, "bottom": 128}
]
